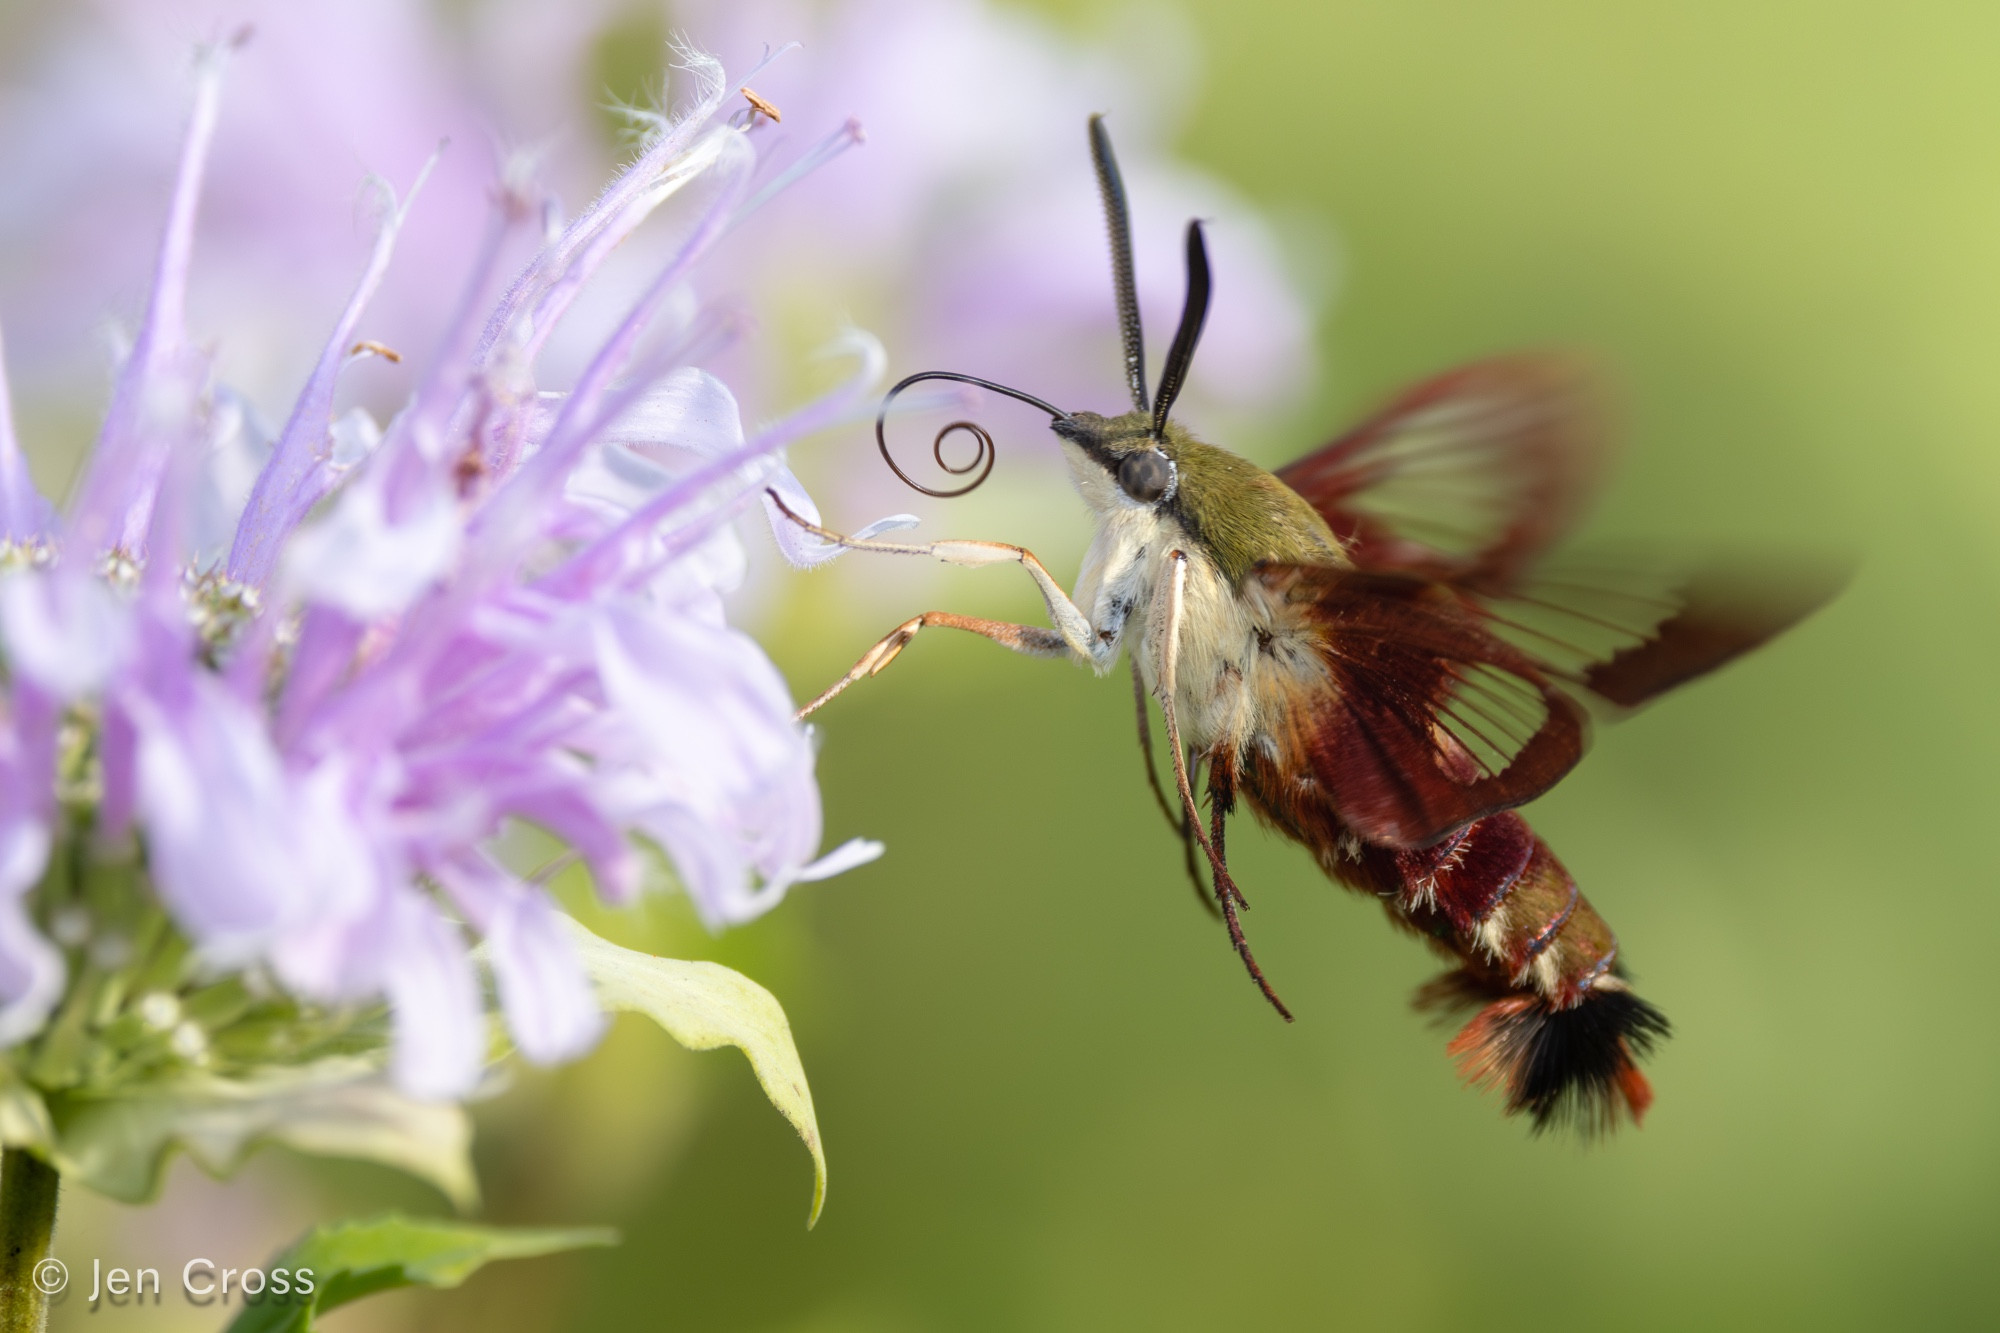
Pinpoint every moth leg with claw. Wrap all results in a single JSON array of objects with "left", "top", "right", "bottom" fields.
[
  {"left": 1152, "top": 549, "right": 1291, "bottom": 1019},
  {"left": 794, "top": 609, "right": 1071, "bottom": 719},
  {"left": 768, "top": 490, "right": 1117, "bottom": 679},
  {"left": 1131, "top": 661, "right": 1215, "bottom": 916}
]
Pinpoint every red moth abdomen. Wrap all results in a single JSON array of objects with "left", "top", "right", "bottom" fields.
[
  {"left": 1238, "top": 761, "right": 1668, "bottom": 1133},
  {"left": 1363, "top": 812, "right": 1668, "bottom": 1134}
]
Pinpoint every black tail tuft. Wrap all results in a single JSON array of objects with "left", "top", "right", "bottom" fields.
[{"left": 1421, "top": 973, "right": 1670, "bottom": 1135}]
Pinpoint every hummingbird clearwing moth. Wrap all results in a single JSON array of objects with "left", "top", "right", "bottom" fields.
[{"left": 776, "top": 115, "right": 1839, "bottom": 1134}]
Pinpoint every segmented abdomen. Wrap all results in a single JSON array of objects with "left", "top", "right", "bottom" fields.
[
  {"left": 1358, "top": 811, "right": 1616, "bottom": 1007},
  {"left": 1236, "top": 759, "right": 1668, "bottom": 1134}
]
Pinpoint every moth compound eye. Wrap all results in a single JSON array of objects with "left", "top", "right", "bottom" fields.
[{"left": 1118, "top": 448, "right": 1173, "bottom": 504}]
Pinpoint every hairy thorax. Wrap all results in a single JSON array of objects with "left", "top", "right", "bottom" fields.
[
  {"left": 1057, "top": 420, "right": 1350, "bottom": 765},
  {"left": 1076, "top": 508, "right": 1334, "bottom": 763}
]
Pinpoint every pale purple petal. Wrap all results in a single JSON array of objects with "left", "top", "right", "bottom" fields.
[
  {"left": 131, "top": 674, "right": 313, "bottom": 961},
  {"left": 736, "top": 330, "right": 923, "bottom": 568},
  {"left": 229, "top": 160, "right": 435, "bottom": 588},
  {"left": 289, "top": 758, "right": 386, "bottom": 925},
  {"left": 586, "top": 368, "right": 746, "bottom": 478},
  {"left": 383, "top": 896, "right": 485, "bottom": 1101},
  {"left": 270, "top": 906, "right": 380, "bottom": 1005},
  {"left": 760, "top": 463, "right": 917, "bottom": 569},
  {"left": 550, "top": 333, "right": 911, "bottom": 594},
  {"left": 634, "top": 805, "right": 753, "bottom": 931},
  {"left": 502, "top": 787, "right": 642, "bottom": 904},
  {"left": 65, "top": 40, "right": 230, "bottom": 558},
  {"left": 0, "top": 321, "right": 55, "bottom": 541},
  {"left": 0, "top": 572, "right": 133, "bottom": 700},
  {"left": 280, "top": 472, "right": 463, "bottom": 618},
  {"left": 476, "top": 44, "right": 741, "bottom": 368},
  {"left": 482, "top": 884, "right": 604, "bottom": 1065},
  {"left": 271, "top": 608, "right": 366, "bottom": 750},
  {"left": 0, "top": 776, "right": 57, "bottom": 1046},
  {"left": 790, "top": 837, "right": 886, "bottom": 883},
  {"left": 590, "top": 605, "right": 804, "bottom": 794},
  {"left": 524, "top": 130, "right": 755, "bottom": 479},
  {"left": 0, "top": 897, "right": 62, "bottom": 1049},
  {"left": 469, "top": 129, "right": 758, "bottom": 555},
  {"left": 186, "top": 388, "right": 276, "bottom": 567}
]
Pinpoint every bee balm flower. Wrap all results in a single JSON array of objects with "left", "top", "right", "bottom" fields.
[{"left": 0, "top": 39, "right": 891, "bottom": 1101}]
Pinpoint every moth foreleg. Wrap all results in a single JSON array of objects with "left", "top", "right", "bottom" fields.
[
  {"left": 1130, "top": 662, "right": 1217, "bottom": 916},
  {"left": 1155, "top": 551, "right": 1292, "bottom": 1021},
  {"left": 767, "top": 490, "right": 1109, "bottom": 666},
  {"left": 797, "top": 611, "right": 1070, "bottom": 719}
]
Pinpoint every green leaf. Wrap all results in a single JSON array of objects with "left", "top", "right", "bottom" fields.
[
  {"left": 223, "top": 1214, "right": 616, "bottom": 1333},
  {"left": 44, "top": 1056, "right": 477, "bottom": 1209},
  {"left": 561, "top": 916, "right": 827, "bottom": 1226}
]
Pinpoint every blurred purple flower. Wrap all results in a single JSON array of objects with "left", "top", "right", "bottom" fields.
[
  {"left": 0, "top": 40, "right": 893, "bottom": 1098},
  {"left": 663, "top": 0, "right": 1317, "bottom": 422},
  {"left": 0, "top": 0, "right": 1318, "bottom": 477}
]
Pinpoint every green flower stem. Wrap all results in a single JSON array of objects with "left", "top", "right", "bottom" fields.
[{"left": 0, "top": 1149, "right": 60, "bottom": 1333}]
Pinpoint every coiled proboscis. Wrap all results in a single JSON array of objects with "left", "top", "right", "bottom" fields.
[{"left": 875, "top": 371, "right": 1067, "bottom": 498}]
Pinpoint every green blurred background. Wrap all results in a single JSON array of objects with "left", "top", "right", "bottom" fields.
[{"left": 47, "top": 0, "right": 2000, "bottom": 1328}]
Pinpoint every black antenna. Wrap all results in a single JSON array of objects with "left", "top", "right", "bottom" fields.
[
  {"left": 1088, "top": 115, "right": 1148, "bottom": 414},
  {"left": 1151, "top": 220, "right": 1211, "bottom": 438}
]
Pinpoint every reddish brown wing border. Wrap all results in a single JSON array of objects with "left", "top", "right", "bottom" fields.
[
  {"left": 1575, "top": 561, "right": 1848, "bottom": 708},
  {"left": 1279, "top": 356, "right": 1843, "bottom": 713}
]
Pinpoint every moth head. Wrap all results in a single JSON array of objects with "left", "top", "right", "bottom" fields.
[
  {"left": 867, "top": 116, "right": 1210, "bottom": 514},
  {"left": 1050, "top": 411, "right": 1179, "bottom": 510}
]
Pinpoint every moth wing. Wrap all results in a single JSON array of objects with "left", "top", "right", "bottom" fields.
[
  {"left": 1275, "top": 354, "right": 1607, "bottom": 593},
  {"left": 1250, "top": 563, "right": 1589, "bottom": 849},
  {"left": 1275, "top": 353, "right": 1841, "bottom": 707},
  {"left": 1473, "top": 554, "right": 1848, "bottom": 710}
]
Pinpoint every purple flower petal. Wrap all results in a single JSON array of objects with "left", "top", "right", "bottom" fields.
[
  {"left": 280, "top": 470, "right": 463, "bottom": 618},
  {"left": 229, "top": 161, "right": 436, "bottom": 589},
  {"left": 0, "top": 322, "right": 55, "bottom": 542},
  {"left": 65, "top": 40, "right": 231, "bottom": 559},
  {"left": 0, "top": 895, "right": 62, "bottom": 1050},
  {"left": 790, "top": 837, "right": 887, "bottom": 884},
  {"left": 382, "top": 895, "right": 485, "bottom": 1101},
  {"left": 0, "top": 571, "right": 134, "bottom": 700},
  {"left": 0, "top": 736, "right": 57, "bottom": 1046},
  {"left": 478, "top": 879, "right": 605, "bottom": 1066},
  {"left": 130, "top": 673, "right": 316, "bottom": 961}
]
